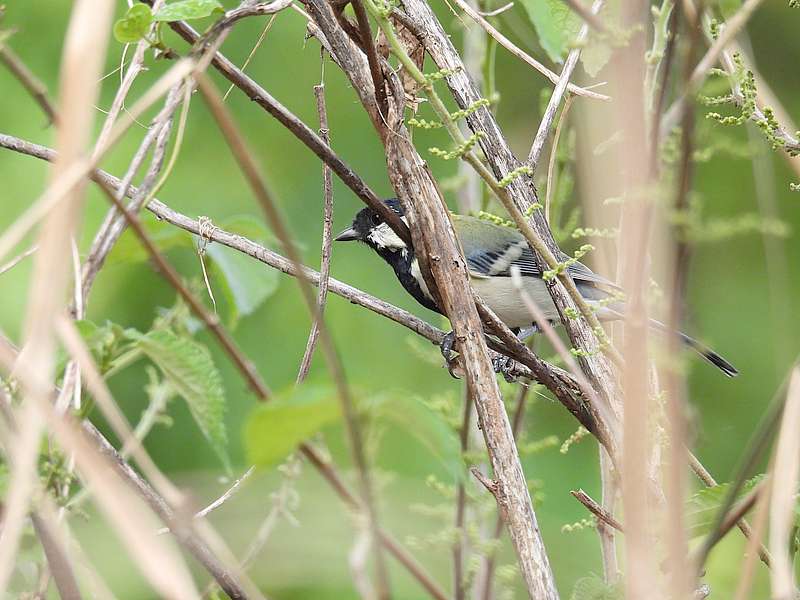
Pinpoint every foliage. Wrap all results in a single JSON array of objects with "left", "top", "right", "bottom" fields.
[
  {"left": 687, "top": 475, "right": 765, "bottom": 538},
  {"left": 126, "top": 328, "right": 231, "bottom": 472},
  {"left": 113, "top": 0, "right": 224, "bottom": 44},
  {"left": 244, "top": 385, "right": 340, "bottom": 467}
]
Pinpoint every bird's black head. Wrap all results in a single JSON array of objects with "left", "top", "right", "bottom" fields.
[{"left": 334, "top": 198, "right": 407, "bottom": 252}]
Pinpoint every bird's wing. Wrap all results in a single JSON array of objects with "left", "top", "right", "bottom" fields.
[{"left": 453, "top": 214, "right": 622, "bottom": 291}]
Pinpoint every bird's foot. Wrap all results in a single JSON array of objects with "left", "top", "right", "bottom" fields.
[
  {"left": 440, "top": 330, "right": 461, "bottom": 379},
  {"left": 492, "top": 354, "right": 518, "bottom": 383}
]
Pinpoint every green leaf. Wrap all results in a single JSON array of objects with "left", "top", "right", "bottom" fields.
[
  {"left": 521, "top": 0, "right": 581, "bottom": 63},
  {"left": 687, "top": 475, "right": 765, "bottom": 538},
  {"left": 128, "top": 329, "right": 230, "bottom": 471},
  {"left": 218, "top": 214, "right": 273, "bottom": 242},
  {"left": 207, "top": 243, "right": 279, "bottom": 328},
  {"left": 570, "top": 574, "right": 622, "bottom": 600},
  {"left": 581, "top": 37, "right": 612, "bottom": 77},
  {"left": 366, "top": 394, "right": 462, "bottom": 479},
  {"left": 113, "top": 4, "right": 153, "bottom": 43},
  {"left": 244, "top": 385, "right": 340, "bottom": 467},
  {"left": 107, "top": 218, "right": 192, "bottom": 265},
  {"left": 153, "top": 0, "right": 224, "bottom": 22}
]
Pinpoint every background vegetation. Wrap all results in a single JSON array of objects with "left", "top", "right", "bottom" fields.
[{"left": 1, "top": 0, "right": 799, "bottom": 598}]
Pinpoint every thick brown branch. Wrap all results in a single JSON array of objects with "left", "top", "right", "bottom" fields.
[{"left": 303, "top": 1, "right": 560, "bottom": 595}]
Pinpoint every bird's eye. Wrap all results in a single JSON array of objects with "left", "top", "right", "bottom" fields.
[{"left": 371, "top": 213, "right": 382, "bottom": 226}]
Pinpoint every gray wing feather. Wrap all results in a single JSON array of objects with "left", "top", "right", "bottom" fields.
[{"left": 465, "top": 244, "right": 622, "bottom": 292}]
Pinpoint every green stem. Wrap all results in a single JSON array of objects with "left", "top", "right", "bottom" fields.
[{"left": 103, "top": 347, "right": 144, "bottom": 380}]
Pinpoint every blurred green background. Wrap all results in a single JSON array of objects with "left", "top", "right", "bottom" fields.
[{"left": 1, "top": 1, "right": 799, "bottom": 598}]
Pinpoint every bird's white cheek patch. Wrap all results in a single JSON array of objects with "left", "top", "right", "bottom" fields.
[{"left": 367, "top": 223, "right": 407, "bottom": 251}]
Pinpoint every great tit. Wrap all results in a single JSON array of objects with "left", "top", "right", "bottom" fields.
[{"left": 335, "top": 199, "right": 738, "bottom": 378}]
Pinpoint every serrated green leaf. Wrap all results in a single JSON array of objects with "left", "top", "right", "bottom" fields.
[
  {"left": 129, "top": 329, "right": 229, "bottom": 471},
  {"left": 687, "top": 475, "right": 765, "bottom": 538},
  {"left": 207, "top": 243, "right": 279, "bottom": 328},
  {"left": 244, "top": 385, "right": 340, "bottom": 467},
  {"left": 153, "top": 0, "right": 224, "bottom": 22},
  {"left": 113, "top": 4, "right": 153, "bottom": 43},
  {"left": 570, "top": 574, "right": 622, "bottom": 600},
  {"left": 521, "top": 0, "right": 582, "bottom": 63},
  {"left": 366, "top": 394, "right": 462, "bottom": 479}
]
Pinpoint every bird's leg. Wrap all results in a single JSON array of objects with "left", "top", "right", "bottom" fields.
[
  {"left": 491, "top": 327, "right": 536, "bottom": 383},
  {"left": 492, "top": 354, "right": 517, "bottom": 383},
  {"left": 439, "top": 330, "right": 461, "bottom": 379}
]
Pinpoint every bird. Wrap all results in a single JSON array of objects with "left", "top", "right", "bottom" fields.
[{"left": 334, "top": 198, "right": 738, "bottom": 378}]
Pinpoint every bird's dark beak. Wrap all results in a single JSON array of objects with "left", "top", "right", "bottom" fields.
[{"left": 334, "top": 226, "right": 359, "bottom": 242}]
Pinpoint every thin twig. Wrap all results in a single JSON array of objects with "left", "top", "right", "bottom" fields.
[
  {"left": 0, "top": 245, "right": 37, "bottom": 277},
  {"left": 544, "top": 95, "right": 573, "bottom": 224},
  {"left": 351, "top": 0, "right": 388, "bottom": 119},
  {"left": 528, "top": 0, "right": 604, "bottom": 166},
  {"left": 297, "top": 78, "right": 335, "bottom": 382},
  {"left": 157, "top": 467, "right": 256, "bottom": 535},
  {"left": 447, "top": 0, "right": 609, "bottom": 101},
  {"left": 0, "top": 45, "right": 57, "bottom": 125},
  {"left": 508, "top": 265, "right": 598, "bottom": 406},
  {"left": 570, "top": 489, "right": 624, "bottom": 533},
  {"left": 733, "top": 469, "right": 772, "bottom": 600},
  {"left": 30, "top": 495, "right": 83, "bottom": 600},
  {"left": 223, "top": 14, "right": 278, "bottom": 101},
  {"left": 687, "top": 0, "right": 765, "bottom": 92}
]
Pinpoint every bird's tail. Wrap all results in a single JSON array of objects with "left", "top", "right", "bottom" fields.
[
  {"left": 673, "top": 329, "right": 739, "bottom": 378},
  {"left": 600, "top": 306, "right": 738, "bottom": 377}
]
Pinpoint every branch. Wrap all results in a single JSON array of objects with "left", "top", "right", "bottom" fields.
[
  {"left": 528, "top": 0, "right": 605, "bottom": 166},
  {"left": 0, "top": 45, "right": 57, "bottom": 125},
  {"left": 447, "top": 0, "right": 609, "bottom": 101},
  {"left": 297, "top": 80, "right": 335, "bottom": 382},
  {"left": 306, "top": 1, "right": 559, "bottom": 595},
  {"left": 570, "top": 489, "right": 624, "bottom": 533},
  {"left": 477, "top": 383, "right": 530, "bottom": 600},
  {"left": 400, "top": 0, "right": 623, "bottom": 460},
  {"left": 351, "top": 0, "right": 389, "bottom": 119}
]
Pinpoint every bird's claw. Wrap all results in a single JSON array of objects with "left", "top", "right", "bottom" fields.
[
  {"left": 492, "top": 354, "right": 518, "bottom": 383},
  {"left": 440, "top": 331, "right": 462, "bottom": 379}
]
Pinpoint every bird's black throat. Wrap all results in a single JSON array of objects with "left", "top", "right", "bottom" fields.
[{"left": 366, "top": 241, "right": 441, "bottom": 314}]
